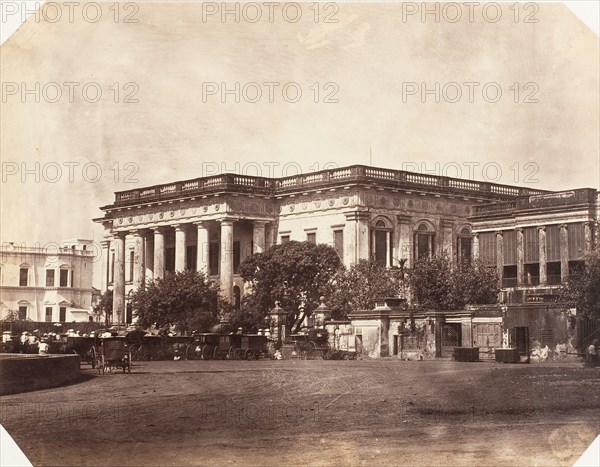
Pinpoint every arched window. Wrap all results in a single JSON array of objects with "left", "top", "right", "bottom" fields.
[
  {"left": 415, "top": 223, "right": 435, "bottom": 260},
  {"left": 371, "top": 218, "right": 392, "bottom": 267},
  {"left": 457, "top": 226, "right": 473, "bottom": 263}
]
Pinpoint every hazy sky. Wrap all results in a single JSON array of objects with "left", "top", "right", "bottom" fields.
[{"left": 1, "top": 2, "right": 599, "bottom": 253}]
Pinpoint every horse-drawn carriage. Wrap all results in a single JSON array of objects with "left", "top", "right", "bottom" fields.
[
  {"left": 96, "top": 337, "right": 131, "bottom": 374},
  {"left": 215, "top": 334, "right": 242, "bottom": 359},
  {"left": 186, "top": 333, "right": 220, "bottom": 360},
  {"left": 234, "top": 334, "right": 268, "bottom": 360},
  {"left": 287, "top": 329, "right": 331, "bottom": 359}
]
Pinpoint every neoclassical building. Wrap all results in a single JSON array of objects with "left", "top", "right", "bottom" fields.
[
  {"left": 0, "top": 239, "right": 96, "bottom": 322},
  {"left": 95, "top": 164, "right": 565, "bottom": 324}
]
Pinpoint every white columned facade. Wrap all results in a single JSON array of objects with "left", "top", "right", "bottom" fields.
[
  {"left": 496, "top": 231, "right": 504, "bottom": 285},
  {"left": 472, "top": 233, "right": 480, "bottom": 262},
  {"left": 132, "top": 230, "right": 145, "bottom": 289},
  {"left": 538, "top": 226, "right": 547, "bottom": 286},
  {"left": 144, "top": 232, "right": 154, "bottom": 282},
  {"left": 174, "top": 225, "right": 187, "bottom": 272},
  {"left": 560, "top": 224, "right": 569, "bottom": 282},
  {"left": 112, "top": 232, "right": 126, "bottom": 325},
  {"left": 516, "top": 228, "right": 524, "bottom": 287},
  {"left": 153, "top": 227, "right": 166, "bottom": 280},
  {"left": 220, "top": 218, "right": 234, "bottom": 302},
  {"left": 344, "top": 210, "right": 370, "bottom": 266},
  {"left": 253, "top": 221, "right": 267, "bottom": 254},
  {"left": 100, "top": 239, "right": 110, "bottom": 293},
  {"left": 195, "top": 222, "right": 210, "bottom": 274}
]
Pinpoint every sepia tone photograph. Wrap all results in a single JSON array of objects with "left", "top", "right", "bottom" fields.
[{"left": 1, "top": 1, "right": 599, "bottom": 466}]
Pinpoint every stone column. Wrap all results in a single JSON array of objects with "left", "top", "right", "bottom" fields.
[
  {"left": 538, "top": 226, "right": 547, "bottom": 286},
  {"left": 144, "top": 232, "right": 154, "bottom": 282},
  {"left": 153, "top": 227, "right": 166, "bottom": 280},
  {"left": 112, "top": 232, "right": 126, "bottom": 325},
  {"left": 496, "top": 231, "right": 504, "bottom": 285},
  {"left": 560, "top": 224, "right": 569, "bottom": 282},
  {"left": 195, "top": 222, "right": 210, "bottom": 274},
  {"left": 516, "top": 228, "right": 524, "bottom": 286},
  {"left": 174, "top": 224, "right": 187, "bottom": 272},
  {"left": 472, "top": 233, "right": 480, "bottom": 262},
  {"left": 132, "top": 230, "right": 145, "bottom": 289},
  {"left": 253, "top": 221, "right": 267, "bottom": 254},
  {"left": 343, "top": 210, "right": 370, "bottom": 266},
  {"left": 584, "top": 221, "right": 594, "bottom": 255},
  {"left": 442, "top": 219, "right": 454, "bottom": 261},
  {"left": 397, "top": 215, "right": 412, "bottom": 268},
  {"left": 220, "top": 218, "right": 235, "bottom": 302},
  {"left": 100, "top": 240, "right": 110, "bottom": 293},
  {"left": 385, "top": 231, "right": 391, "bottom": 268}
]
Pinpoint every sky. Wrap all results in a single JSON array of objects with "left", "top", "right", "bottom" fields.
[{"left": 1, "top": 2, "right": 599, "bottom": 257}]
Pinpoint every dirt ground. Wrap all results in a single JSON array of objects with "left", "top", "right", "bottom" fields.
[{"left": 1, "top": 359, "right": 599, "bottom": 466}]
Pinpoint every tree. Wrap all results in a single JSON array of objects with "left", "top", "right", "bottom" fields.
[
  {"left": 408, "top": 255, "right": 499, "bottom": 310},
  {"left": 329, "top": 259, "right": 405, "bottom": 318},
  {"left": 95, "top": 290, "right": 113, "bottom": 325},
  {"left": 238, "top": 241, "right": 343, "bottom": 326},
  {"left": 131, "top": 270, "right": 224, "bottom": 333},
  {"left": 561, "top": 247, "right": 600, "bottom": 318}
]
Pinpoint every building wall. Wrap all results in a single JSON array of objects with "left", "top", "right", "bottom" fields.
[{"left": 0, "top": 241, "right": 95, "bottom": 322}]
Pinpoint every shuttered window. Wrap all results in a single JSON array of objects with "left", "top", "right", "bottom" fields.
[
  {"left": 524, "top": 227, "right": 539, "bottom": 263},
  {"left": 568, "top": 223, "right": 585, "bottom": 260},
  {"left": 479, "top": 232, "right": 496, "bottom": 266},
  {"left": 546, "top": 225, "right": 560, "bottom": 262},
  {"left": 503, "top": 230, "right": 517, "bottom": 265}
]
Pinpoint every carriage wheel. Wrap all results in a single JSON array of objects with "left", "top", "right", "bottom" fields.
[
  {"left": 213, "top": 346, "right": 220, "bottom": 360},
  {"left": 243, "top": 349, "right": 253, "bottom": 360},
  {"left": 127, "top": 354, "right": 132, "bottom": 373},
  {"left": 233, "top": 348, "right": 243, "bottom": 359},
  {"left": 185, "top": 344, "right": 195, "bottom": 360},
  {"left": 199, "top": 345, "right": 209, "bottom": 360},
  {"left": 226, "top": 347, "right": 236, "bottom": 360}
]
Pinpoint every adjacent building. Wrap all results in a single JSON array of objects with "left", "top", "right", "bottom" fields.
[{"left": 0, "top": 239, "right": 96, "bottom": 322}]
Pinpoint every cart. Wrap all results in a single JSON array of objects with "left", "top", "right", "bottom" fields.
[
  {"left": 234, "top": 334, "right": 268, "bottom": 360},
  {"left": 215, "top": 334, "right": 242, "bottom": 359},
  {"left": 289, "top": 329, "right": 331, "bottom": 359},
  {"left": 186, "top": 333, "right": 220, "bottom": 360},
  {"left": 97, "top": 337, "right": 131, "bottom": 374}
]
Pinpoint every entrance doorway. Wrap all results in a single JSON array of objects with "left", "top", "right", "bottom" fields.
[{"left": 442, "top": 323, "right": 462, "bottom": 357}]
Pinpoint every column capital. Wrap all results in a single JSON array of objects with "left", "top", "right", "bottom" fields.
[
  {"left": 495, "top": 231, "right": 504, "bottom": 237},
  {"left": 396, "top": 214, "right": 411, "bottom": 225},
  {"left": 344, "top": 210, "right": 370, "bottom": 222},
  {"left": 130, "top": 228, "right": 149, "bottom": 238},
  {"left": 172, "top": 223, "right": 189, "bottom": 232},
  {"left": 100, "top": 239, "right": 111, "bottom": 248},
  {"left": 559, "top": 223, "right": 568, "bottom": 230},
  {"left": 441, "top": 219, "right": 454, "bottom": 229},
  {"left": 151, "top": 226, "right": 169, "bottom": 234},
  {"left": 193, "top": 220, "right": 210, "bottom": 228},
  {"left": 112, "top": 231, "right": 127, "bottom": 240},
  {"left": 218, "top": 217, "right": 236, "bottom": 226},
  {"left": 537, "top": 225, "right": 546, "bottom": 232},
  {"left": 515, "top": 227, "right": 524, "bottom": 234},
  {"left": 473, "top": 232, "right": 479, "bottom": 238}
]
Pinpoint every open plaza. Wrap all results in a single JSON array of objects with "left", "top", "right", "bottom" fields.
[{"left": 1, "top": 359, "right": 598, "bottom": 466}]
